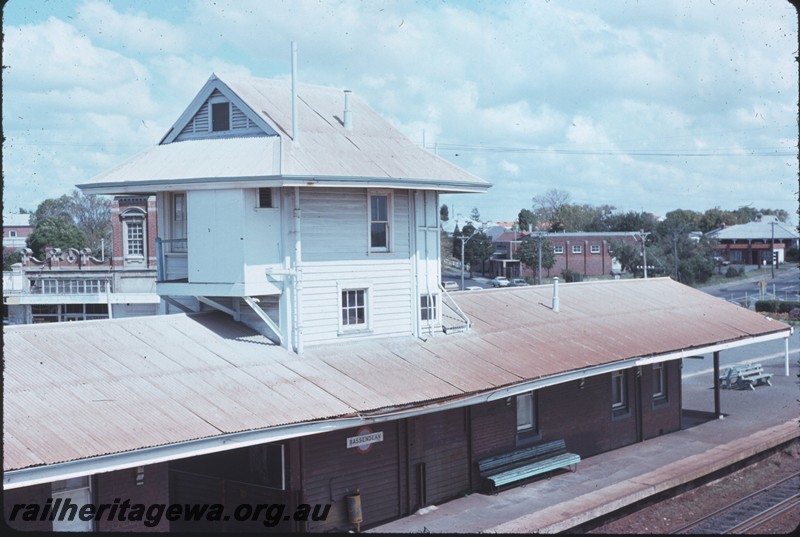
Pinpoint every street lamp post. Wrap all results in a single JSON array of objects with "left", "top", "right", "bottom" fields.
[{"left": 459, "top": 229, "right": 481, "bottom": 290}]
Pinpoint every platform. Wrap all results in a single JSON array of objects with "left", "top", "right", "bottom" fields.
[{"left": 370, "top": 333, "right": 800, "bottom": 534}]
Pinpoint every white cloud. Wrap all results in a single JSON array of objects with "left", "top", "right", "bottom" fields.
[{"left": 1, "top": 0, "right": 796, "bottom": 224}]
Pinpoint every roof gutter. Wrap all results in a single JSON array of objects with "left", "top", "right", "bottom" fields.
[
  {"left": 4, "top": 327, "right": 790, "bottom": 490},
  {"left": 77, "top": 175, "right": 493, "bottom": 195}
]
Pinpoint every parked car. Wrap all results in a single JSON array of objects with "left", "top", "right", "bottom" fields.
[
  {"left": 465, "top": 286, "right": 482, "bottom": 291},
  {"left": 491, "top": 277, "right": 510, "bottom": 287},
  {"left": 442, "top": 281, "right": 459, "bottom": 291},
  {"left": 510, "top": 278, "right": 529, "bottom": 287}
]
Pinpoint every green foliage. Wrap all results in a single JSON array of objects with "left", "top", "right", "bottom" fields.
[
  {"left": 3, "top": 250, "right": 23, "bottom": 271},
  {"left": 755, "top": 300, "right": 800, "bottom": 314},
  {"left": 517, "top": 208, "right": 536, "bottom": 232},
  {"left": 725, "top": 266, "right": 745, "bottom": 278},
  {"left": 26, "top": 217, "right": 87, "bottom": 258},
  {"left": 677, "top": 255, "right": 714, "bottom": 285},
  {"left": 560, "top": 269, "right": 582, "bottom": 283},
  {"left": 517, "top": 235, "right": 555, "bottom": 280},
  {"left": 460, "top": 223, "right": 494, "bottom": 276},
  {"left": 608, "top": 240, "right": 640, "bottom": 275},
  {"left": 452, "top": 225, "right": 462, "bottom": 259},
  {"left": 28, "top": 190, "right": 111, "bottom": 258}
]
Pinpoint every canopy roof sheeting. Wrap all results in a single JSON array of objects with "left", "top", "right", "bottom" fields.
[
  {"left": 3, "top": 278, "right": 790, "bottom": 486},
  {"left": 78, "top": 74, "right": 490, "bottom": 194}
]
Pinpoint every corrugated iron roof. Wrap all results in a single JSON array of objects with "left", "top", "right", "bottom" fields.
[
  {"left": 79, "top": 75, "right": 490, "bottom": 193},
  {"left": 3, "top": 278, "right": 790, "bottom": 473},
  {"left": 708, "top": 217, "right": 798, "bottom": 241}
]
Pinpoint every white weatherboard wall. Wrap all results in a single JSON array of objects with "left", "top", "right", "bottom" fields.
[
  {"left": 299, "top": 188, "right": 414, "bottom": 345},
  {"left": 189, "top": 189, "right": 245, "bottom": 283},
  {"left": 188, "top": 189, "right": 282, "bottom": 286}
]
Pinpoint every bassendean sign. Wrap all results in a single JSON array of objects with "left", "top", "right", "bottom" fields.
[{"left": 346, "top": 427, "right": 383, "bottom": 454}]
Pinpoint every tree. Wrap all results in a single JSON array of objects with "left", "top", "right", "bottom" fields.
[
  {"left": 603, "top": 211, "right": 658, "bottom": 233},
  {"left": 517, "top": 208, "right": 536, "bottom": 232},
  {"left": 26, "top": 217, "right": 87, "bottom": 258},
  {"left": 71, "top": 190, "right": 112, "bottom": 256},
  {"left": 531, "top": 189, "right": 570, "bottom": 229},
  {"left": 469, "top": 207, "right": 481, "bottom": 224},
  {"left": 30, "top": 195, "right": 74, "bottom": 228},
  {"left": 517, "top": 235, "right": 555, "bottom": 283},
  {"left": 439, "top": 204, "right": 449, "bottom": 224},
  {"left": 460, "top": 223, "right": 494, "bottom": 276},
  {"left": 608, "top": 240, "right": 640, "bottom": 275},
  {"left": 452, "top": 225, "right": 462, "bottom": 259},
  {"left": 3, "top": 250, "right": 23, "bottom": 271},
  {"left": 27, "top": 190, "right": 111, "bottom": 258}
]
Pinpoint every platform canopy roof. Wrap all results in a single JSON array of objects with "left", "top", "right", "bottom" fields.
[
  {"left": 3, "top": 278, "right": 791, "bottom": 488},
  {"left": 78, "top": 74, "right": 490, "bottom": 195}
]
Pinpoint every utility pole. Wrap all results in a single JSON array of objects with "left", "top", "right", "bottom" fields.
[
  {"left": 638, "top": 230, "right": 651, "bottom": 279},
  {"left": 770, "top": 220, "right": 775, "bottom": 279}
]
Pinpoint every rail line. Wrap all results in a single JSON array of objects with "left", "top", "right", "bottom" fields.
[{"left": 671, "top": 471, "right": 800, "bottom": 534}]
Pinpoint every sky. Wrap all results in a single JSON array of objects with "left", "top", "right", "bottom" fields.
[{"left": 3, "top": 0, "right": 798, "bottom": 225}]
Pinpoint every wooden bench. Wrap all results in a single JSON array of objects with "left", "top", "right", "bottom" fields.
[
  {"left": 478, "top": 439, "right": 580, "bottom": 490},
  {"left": 718, "top": 363, "right": 772, "bottom": 390}
]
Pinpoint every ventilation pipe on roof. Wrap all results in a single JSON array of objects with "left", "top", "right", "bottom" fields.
[
  {"left": 552, "top": 277, "right": 560, "bottom": 313},
  {"left": 343, "top": 90, "right": 353, "bottom": 130},
  {"left": 291, "top": 41, "right": 299, "bottom": 145}
]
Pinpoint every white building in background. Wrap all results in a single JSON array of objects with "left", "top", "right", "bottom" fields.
[{"left": 2, "top": 197, "right": 160, "bottom": 324}]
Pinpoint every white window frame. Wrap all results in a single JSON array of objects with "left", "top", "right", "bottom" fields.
[
  {"left": 420, "top": 294, "right": 438, "bottom": 322},
  {"left": 121, "top": 207, "right": 147, "bottom": 262},
  {"left": 572, "top": 244, "right": 582, "bottom": 254},
  {"left": 516, "top": 392, "right": 537, "bottom": 433},
  {"left": 553, "top": 245, "right": 564, "bottom": 254},
  {"left": 653, "top": 363, "right": 667, "bottom": 400},
  {"left": 590, "top": 244, "right": 601, "bottom": 254},
  {"left": 612, "top": 370, "right": 628, "bottom": 413},
  {"left": 51, "top": 476, "right": 94, "bottom": 531},
  {"left": 368, "top": 190, "right": 392, "bottom": 253},
  {"left": 337, "top": 283, "right": 373, "bottom": 335},
  {"left": 9, "top": 230, "right": 17, "bottom": 238}
]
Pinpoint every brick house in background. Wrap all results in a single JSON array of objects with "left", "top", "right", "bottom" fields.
[
  {"left": 2, "top": 213, "right": 33, "bottom": 254},
  {"left": 490, "top": 231, "right": 639, "bottom": 280},
  {"left": 707, "top": 214, "right": 799, "bottom": 266},
  {"left": 2, "top": 196, "right": 159, "bottom": 324}
]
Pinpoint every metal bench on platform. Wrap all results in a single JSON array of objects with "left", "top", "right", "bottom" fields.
[
  {"left": 478, "top": 439, "right": 580, "bottom": 490},
  {"left": 718, "top": 363, "right": 772, "bottom": 391}
]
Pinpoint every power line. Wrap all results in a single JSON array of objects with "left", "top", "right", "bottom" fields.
[{"left": 425, "top": 143, "right": 795, "bottom": 158}]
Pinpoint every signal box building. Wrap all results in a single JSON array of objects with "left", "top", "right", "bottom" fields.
[{"left": 3, "top": 74, "right": 793, "bottom": 532}]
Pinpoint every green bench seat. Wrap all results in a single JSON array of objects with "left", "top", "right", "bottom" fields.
[{"left": 478, "top": 439, "right": 580, "bottom": 490}]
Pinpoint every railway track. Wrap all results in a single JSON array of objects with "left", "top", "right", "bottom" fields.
[{"left": 671, "top": 471, "right": 800, "bottom": 534}]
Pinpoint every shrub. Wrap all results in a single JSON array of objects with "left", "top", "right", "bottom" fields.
[
  {"left": 560, "top": 269, "right": 583, "bottom": 283},
  {"left": 755, "top": 300, "right": 800, "bottom": 314},
  {"left": 790, "top": 308, "right": 800, "bottom": 320},
  {"left": 725, "top": 266, "right": 744, "bottom": 278}
]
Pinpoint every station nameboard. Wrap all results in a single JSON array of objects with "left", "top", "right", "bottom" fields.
[{"left": 346, "top": 427, "right": 383, "bottom": 453}]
